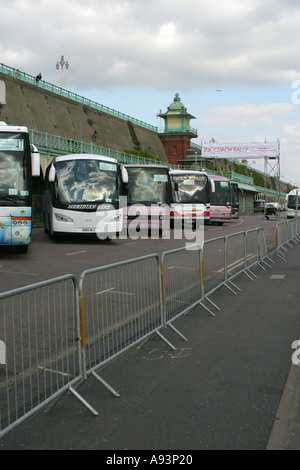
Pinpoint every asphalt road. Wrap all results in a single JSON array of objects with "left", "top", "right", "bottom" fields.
[{"left": 0, "top": 213, "right": 281, "bottom": 293}]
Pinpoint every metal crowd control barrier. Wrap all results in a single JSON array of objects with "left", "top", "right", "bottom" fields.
[
  {"left": 160, "top": 228, "right": 272, "bottom": 334},
  {"left": 226, "top": 232, "right": 249, "bottom": 287},
  {"left": 296, "top": 218, "right": 300, "bottom": 240},
  {"left": 202, "top": 236, "right": 226, "bottom": 297},
  {"left": 0, "top": 275, "right": 90, "bottom": 439},
  {"left": 160, "top": 245, "right": 217, "bottom": 340},
  {"left": 201, "top": 228, "right": 271, "bottom": 301},
  {"left": 245, "top": 229, "right": 259, "bottom": 273},
  {"left": 78, "top": 254, "right": 168, "bottom": 404},
  {"left": 0, "top": 227, "right": 274, "bottom": 437},
  {"left": 276, "top": 219, "right": 300, "bottom": 260},
  {"left": 257, "top": 227, "right": 275, "bottom": 268},
  {"left": 225, "top": 229, "right": 268, "bottom": 287},
  {"left": 225, "top": 228, "right": 273, "bottom": 288}
]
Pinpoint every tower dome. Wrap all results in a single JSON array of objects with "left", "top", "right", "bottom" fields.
[
  {"left": 167, "top": 93, "right": 187, "bottom": 113},
  {"left": 157, "top": 93, "right": 196, "bottom": 132}
]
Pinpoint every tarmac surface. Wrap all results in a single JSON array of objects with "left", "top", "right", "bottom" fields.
[{"left": 1, "top": 235, "right": 300, "bottom": 451}]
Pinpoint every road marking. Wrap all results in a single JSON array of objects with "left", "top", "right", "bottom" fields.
[
  {"left": 142, "top": 347, "right": 192, "bottom": 361},
  {"left": 66, "top": 250, "right": 87, "bottom": 256},
  {"left": 113, "top": 290, "right": 135, "bottom": 296},
  {"left": 95, "top": 288, "right": 115, "bottom": 295},
  {"left": 168, "top": 266, "right": 196, "bottom": 271},
  {"left": 38, "top": 366, "right": 72, "bottom": 377},
  {"left": 270, "top": 274, "right": 286, "bottom": 279},
  {"left": 206, "top": 217, "right": 244, "bottom": 231},
  {"left": 0, "top": 269, "right": 38, "bottom": 276},
  {"left": 95, "top": 287, "right": 135, "bottom": 296}
]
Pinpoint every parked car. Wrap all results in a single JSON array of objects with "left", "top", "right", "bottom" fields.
[
  {"left": 265, "top": 203, "right": 278, "bottom": 219},
  {"left": 269, "top": 202, "right": 286, "bottom": 211}
]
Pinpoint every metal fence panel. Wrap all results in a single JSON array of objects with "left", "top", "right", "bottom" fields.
[
  {"left": 257, "top": 227, "right": 267, "bottom": 261},
  {"left": 226, "top": 232, "right": 246, "bottom": 280},
  {"left": 245, "top": 230, "right": 259, "bottom": 270},
  {"left": 79, "top": 254, "right": 163, "bottom": 375},
  {"left": 202, "top": 237, "right": 226, "bottom": 296},
  {"left": 161, "top": 246, "right": 202, "bottom": 324},
  {"left": 276, "top": 221, "right": 287, "bottom": 250},
  {"left": 296, "top": 218, "right": 300, "bottom": 236},
  {"left": 0, "top": 275, "right": 81, "bottom": 438},
  {"left": 276, "top": 220, "right": 295, "bottom": 253},
  {"left": 287, "top": 219, "right": 295, "bottom": 243}
]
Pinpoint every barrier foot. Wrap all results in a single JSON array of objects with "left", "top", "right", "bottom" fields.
[
  {"left": 155, "top": 330, "right": 177, "bottom": 350},
  {"left": 227, "top": 280, "right": 241, "bottom": 292},
  {"left": 265, "top": 256, "right": 275, "bottom": 265},
  {"left": 224, "top": 282, "right": 238, "bottom": 294},
  {"left": 205, "top": 296, "right": 221, "bottom": 311},
  {"left": 247, "top": 268, "right": 257, "bottom": 279},
  {"left": 137, "top": 333, "right": 155, "bottom": 349},
  {"left": 276, "top": 250, "right": 286, "bottom": 262},
  {"left": 137, "top": 330, "right": 177, "bottom": 350},
  {"left": 199, "top": 301, "right": 216, "bottom": 316},
  {"left": 91, "top": 371, "right": 120, "bottom": 398},
  {"left": 257, "top": 262, "right": 267, "bottom": 271},
  {"left": 243, "top": 270, "right": 254, "bottom": 281},
  {"left": 69, "top": 385, "right": 99, "bottom": 416},
  {"left": 262, "top": 260, "right": 271, "bottom": 268},
  {"left": 168, "top": 322, "right": 188, "bottom": 342},
  {"left": 44, "top": 389, "right": 69, "bottom": 414}
]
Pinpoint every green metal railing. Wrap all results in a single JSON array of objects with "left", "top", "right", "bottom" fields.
[
  {"left": 161, "top": 126, "right": 198, "bottom": 135},
  {"left": 0, "top": 63, "right": 159, "bottom": 133},
  {"left": 224, "top": 171, "right": 254, "bottom": 185},
  {"left": 29, "top": 128, "right": 179, "bottom": 169}
]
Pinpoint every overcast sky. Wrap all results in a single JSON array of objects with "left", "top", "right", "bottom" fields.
[{"left": 2, "top": 0, "right": 300, "bottom": 186}]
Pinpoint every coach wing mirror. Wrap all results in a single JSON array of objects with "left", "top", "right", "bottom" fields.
[
  {"left": 121, "top": 166, "right": 128, "bottom": 184},
  {"left": 210, "top": 179, "right": 215, "bottom": 193},
  {"left": 30, "top": 144, "right": 40, "bottom": 177},
  {"left": 48, "top": 164, "right": 56, "bottom": 182}
]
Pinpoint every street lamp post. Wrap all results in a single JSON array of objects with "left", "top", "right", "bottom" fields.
[{"left": 56, "top": 55, "right": 69, "bottom": 89}]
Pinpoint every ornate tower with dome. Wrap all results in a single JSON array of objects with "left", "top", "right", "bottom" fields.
[{"left": 157, "top": 93, "right": 198, "bottom": 166}]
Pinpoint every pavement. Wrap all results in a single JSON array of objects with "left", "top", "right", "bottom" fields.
[{"left": 1, "top": 235, "right": 300, "bottom": 451}]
